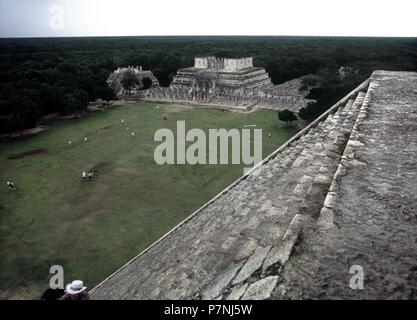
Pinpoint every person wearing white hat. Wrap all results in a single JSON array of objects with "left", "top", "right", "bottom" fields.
[{"left": 60, "top": 280, "right": 90, "bottom": 300}]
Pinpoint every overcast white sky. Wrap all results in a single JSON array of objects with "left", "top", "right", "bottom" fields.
[{"left": 0, "top": 0, "right": 416, "bottom": 38}]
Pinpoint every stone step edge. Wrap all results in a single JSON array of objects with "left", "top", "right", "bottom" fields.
[
  {"left": 236, "top": 91, "right": 370, "bottom": 299},
  {"left": 183, "top": 88, "right": 371, "bottom": 300},
  {"left": 215, "top": 94, "right": 368, "bottom": 293},
  {"left": 209, "top": 213, "right": 308, "bottom": 300},
  {"left": 317, "top": 84, "right": 374, "bottom": 229}
]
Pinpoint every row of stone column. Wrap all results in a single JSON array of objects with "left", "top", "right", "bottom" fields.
[{"left": 141, "top": 87, "right": 309, "bottom": 111}]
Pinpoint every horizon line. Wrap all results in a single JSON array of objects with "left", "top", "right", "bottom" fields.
[{"left": 1, "top": 34, "right": 417, "bottom": 40}]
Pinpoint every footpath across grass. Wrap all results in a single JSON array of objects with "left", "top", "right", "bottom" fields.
[{"left": 0, "top": 102, "right": 299, "bottom": 299}]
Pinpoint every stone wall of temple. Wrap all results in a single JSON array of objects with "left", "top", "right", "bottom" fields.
[
  {"left": 193, "top": 57, "right": 253, "bottom": 71},
  {"left": 223, "top": 57, "right": 253, "bottom": 71},
  {"left": 107, "top": 66, "right": 160, "bottom": 98}
]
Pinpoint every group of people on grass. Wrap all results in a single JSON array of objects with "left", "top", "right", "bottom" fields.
[
  {"left": 6, "top": 180, "right": 16, "bottom": 191},
  {"left": 82, "top": 169, "right": 98, "bottom": 181},
  {"left": 5, "top": 169, "right": 99, "bottom": 191}
]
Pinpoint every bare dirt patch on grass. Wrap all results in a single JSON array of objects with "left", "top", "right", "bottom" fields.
[
  {"left": 0, "top": 126, "right": 49, "bottom": 142},
  {"left": 98, "top": 124, "right": 115, "bottom": 131},
  {"left": 90, "top": 162, "right": 109, "bottom": 173},
  {"left": 56, "top": 182, "right": 112, "bottom": 231},
  {"left": 58, "top": 208, "right": 105, "bottom": 232},
  {"left": 7, "top": 148, "right": 48, "bottom": 160},
  {"left": 164, "top": 104, "right": 193, "bottom": 113},
  {"left": 85, "top": 125, "right": 116, "bottom": 137}
]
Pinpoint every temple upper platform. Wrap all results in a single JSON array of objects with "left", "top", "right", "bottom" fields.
[
  {"left": 171, "top": 56, "right": 272, "bottom": 91},
  {"left": 193, "top": 56, "right": 253, "bottom": 72}
]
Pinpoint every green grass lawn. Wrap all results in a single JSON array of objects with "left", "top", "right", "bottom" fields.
[{"left": 0, "top": 102, "right": 299, "bottom": 299}]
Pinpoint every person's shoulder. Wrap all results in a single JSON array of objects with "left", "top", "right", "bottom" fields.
[{"left": 81, "top": 292, "right": 91, "bottom": 300}]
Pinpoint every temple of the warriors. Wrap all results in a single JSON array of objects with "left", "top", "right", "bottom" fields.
[
  {"left": 170, "top": 56, "right": 273, "bottom": 91},
  {"left": 93, "top": 71, "right": 417, "bottom": 299},
  {"left": 107, "top": 57, "right": 315, "bottom": 112}
]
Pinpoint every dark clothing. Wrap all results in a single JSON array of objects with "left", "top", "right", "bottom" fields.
[
  {"left": 41, "top": 288, "right": 65, "bottom": 300},
  {"left": 59, "top": 292, "right": 90, "bottom": 300}
]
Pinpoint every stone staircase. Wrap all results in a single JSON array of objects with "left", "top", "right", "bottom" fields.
[
  {"left": 271, "top": 71, "right": 417, "bottom": 299},
  {"left": 197, "top": 91, "right": 367, "bottom": 300},
  {"left": 91, "top": 76, "right": 381, "bottom": 300}
]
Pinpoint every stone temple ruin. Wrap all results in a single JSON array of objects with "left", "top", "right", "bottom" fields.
[
  {"left": 170, "top": 56, "right": 272, "bottom": 91},
  {"left": 107, "top": 57, "right": 315, "bottom": 112},
  {"left": 93, "top": 71, "right": 417, "bottom": 299},
  {"left": 107, "top": 66, "right": 160, "bottom": 97}
]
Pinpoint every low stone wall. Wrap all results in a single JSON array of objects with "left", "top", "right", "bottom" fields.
[{"left": 141, "top": 86, "right": 313, "bottom": 112}]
